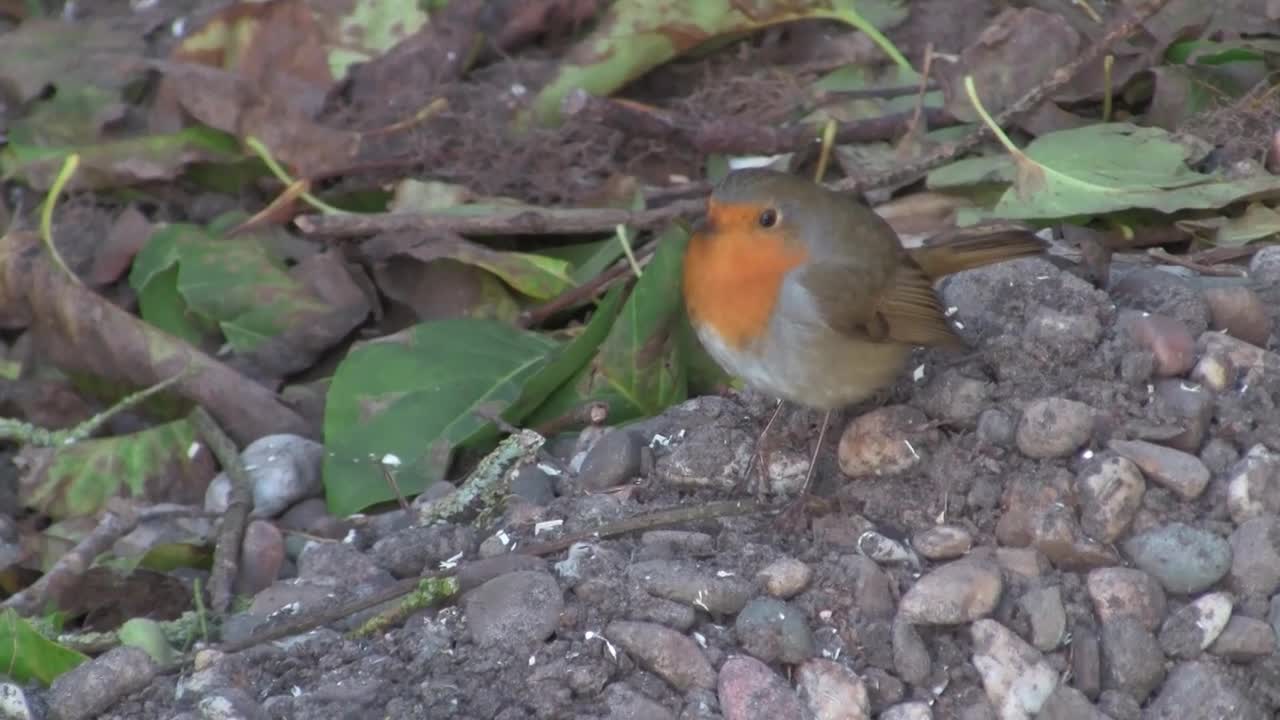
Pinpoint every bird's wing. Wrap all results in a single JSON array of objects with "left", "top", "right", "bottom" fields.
[{"left": 797, "top": 259, "right": 966, "bottom": 349}]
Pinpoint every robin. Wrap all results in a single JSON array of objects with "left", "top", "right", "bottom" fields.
[{"left": 681, "top": 167, "right": 1044, "bottom": 502}]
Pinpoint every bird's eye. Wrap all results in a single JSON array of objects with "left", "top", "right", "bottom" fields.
[{"left": 758, "top": 208, "right": 779, "bottom": 228}]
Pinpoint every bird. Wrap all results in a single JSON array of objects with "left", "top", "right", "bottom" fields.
[{"left": 681, "top": 167, "right": 1045, "bottom": 504}]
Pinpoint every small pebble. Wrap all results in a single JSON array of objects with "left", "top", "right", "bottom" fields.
[
  {"left": 0, "top": 683, "right": 36, "bottom": 720},
  {"left": 1151, "top": 378, "right": 1214, "bottom": 453},
  {"left": 796, "top": 659, "right": 871, "bottom": 720},
  {"left": 976, "top": 409, "right": 1015, "bottom": 446},
  {"left": 1249, "top": 243, "right": 1280, "bottom": 284},
  {"left": 234, "top": 520, "right": 284, "bottom": 597},
  {"left": 1076, "top": 456, "right": 1145, "bottom": 542},
  {"left": 1071, "top": 626, "right": 1102, "bottom": 700},
  {"left": 1097, "top": 690, "right": 1141, "bottom": 720},
  {"left": 1023, "top": 307, "right": 1103, "bottom": 361},
  {"left": 1226, "top": 444, "right": 1280, "bottom": 524},
  {"left": 858, "top": 531, "right": 918, "bottom": 566},
  {"left": 880, "top": 701, "right": 933, "bottom": 720},
  {"left": 1203, "top": 285, "right": 1271, "bottom": 347},
  {"left": 629, "top": 560, "right": 751, "bottom": 615},
  {"left": 1016, "top": 397, "right": 1094, "bottom": 459},
  {"left": 718, "top": 655, "right": 804, "bottom": 719},
  {"left": 756, "top": 557, "right": 813, "bottom": 599},
  {"left": 606, "top": 620, "right": 715, "bottom": 691},
  {"left": 577, "top": 429, "right": 643, "bottom": 491},
  {"left": 1100, "top": 617, "right": 1165, "bottom": 702},
  {"left": 602, "top": 683, "right": 675, "bottom": 720},
  {"left": 1122, "top": 523, "right": 1232, "bottom": 595},
  {"left": 1108, "top": 439, "right": 1209, "bottom": 500},
  {"left": 1158, "top": 591, "right": 1233, "bottom": 659},
  {"left": 995, "top": 547, "right": 1049, "bottom": 579},
  {"left": 1037, "top": 684, "right": 1108, "bottom": 720},
  {"left": 911, "top": 525, "right": 973, "bottom": 560},
  {"left": 1191, "top": 331, "right": 1278, "bottom": 392},
  {"left": 733, "top": 597, "right": 815, "bottom": 664},
  {"left": 898, "top": 559, "right": 1003, "bottom": 625},
  {"left": 838, "top": 405, "right": 930, "bottom": 477},
  {"left": 510, "top": 465, "right": 556, "bottom": 505},
  {"left": 970, "top": 619, "right": 1058, "bottom": 718},
  {"left": 204, "top": 434, "right": 324, "bottom": 518},
  {"left": 919, "top": 370, "right": 991, "bottom": 426},
  {"left": 1086, "top": 567, "right": 1167, "bottom": 631},
  {"left": 1144, "top": 660, "right": 1269, "bottom": 719},
  {"left": 1207, "top": 615, "right": 1276, "bottom": 661},
  {"left": 891, "top": 617, "right": 931, "bottom": 685},
  {"left": 1018, "top": 586, "right": 1066, "bottom": 651},
  {"left": 462, "top": 571, "right": 563, "bottom": 648},
  {"left": 1029, "top": 503, "right": 1119, "bottom": 571},
  {"left": 1120, "top": 311, "right": 1196, "bottom": 377},
  {"left": 1110, "top": 268, "right": 1211, "bottom": 335},
  {"left": 47, "top": 647, "right": 158, "bottom": 720},
  {"left": 1227, "top": 516, "right": 1280, "bottom": 598}
]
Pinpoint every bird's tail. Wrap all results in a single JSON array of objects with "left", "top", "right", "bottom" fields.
[{"left": 907, "top": 223, "right": 1046, "bottom": 280}]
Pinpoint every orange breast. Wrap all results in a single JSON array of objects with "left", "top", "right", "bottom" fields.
[{"left": 682, "top": 203, "right": 809, "bottom": 350}]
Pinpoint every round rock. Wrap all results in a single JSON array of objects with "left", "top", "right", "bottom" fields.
[
  {"left": 911, "top": 525, "right": 973, "bottom": 561},
  {"left": 970, "top": 619, "right": 1058, "bottom": 718},
  {"left": 838, "top": 405, "right": 930, "bottom": 478},
  {"left": 796, "top": 659, "right": 870, "bottom": 720},
  {"left": 1122, "top": 523, "right": 1232, "bottom": 595},
  {"left": 756, "top": 557, "right": 813, "bottom": 599},
  {"left": 1108, "top": 439, "right": 1209, "bottom": 500},
  {"left": 898, "top": 559, "right": 1003, "bottom": 625},
  {"left": 1076, "top": 456, "right": 1145, "bottom": 542},
  {"left": 577, "top": 429, "right": 643, "bottom": 491},
  {"left": 463, "top": 571, "right": 563, "bottom": 647},
  {"left": 1086, "top": 567, "right": 1167, "bottom": 631},
  {"left": 606, "top": 620, "right": 715, "bottom": 691},
  {"left": 1099, "top": 617, "right": 1165, "bottom": 702},
  {"left": 718, "top": 655, "right": 805, "bottom": 720},
  {"left": 734, "top": 597, "right": 815, "bottom": 664},
  {"left": 1016, "top": 398, "right": 1094, "bottom": 459},
  {"left": 1227, "top": 516, "right": 1280, "bottom": 598},
  {"left": 1157, "top": 591, "right": 1232, "bottom": 659}
]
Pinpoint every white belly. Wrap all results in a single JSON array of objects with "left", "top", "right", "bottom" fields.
[{"left": 694, "top": 319, "right": 910, "bottom": 411}]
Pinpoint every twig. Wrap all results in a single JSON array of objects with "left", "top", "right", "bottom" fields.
[
  {"left": 209, "top": 498, "right": 770, "bottom": 658},
  {"left": 190, "top": 407, "right": 251, "bottom": 615},
  {"left": 3, "top": 504, "right": 209, "bottom": 614},
  {"left": 294, "top": 197, "right": 704, "bottom": 239},
  {"left": 564, "top": 90, "right": 955, "bottom": 155},
  {"left": 0, "top": 369, "right": 190, "bottom": 446},
  {"left": 517, "top": 238, "right": 660, "bottom": 328},
  {"left": 832, "top": 0, "right": 1174, "bottom": 193},
  {"left": 1147, "top": 247, "right": 1247, "bottom": 277}
]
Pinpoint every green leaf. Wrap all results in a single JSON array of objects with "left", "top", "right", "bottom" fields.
[
  {"left": 129, "top": 222, "right": 341, "bottom": 353},
  {"left": 527, "top": 225, "right": 690, "bottom": 426},
  {"left": 18, "top": 419, "right": 210, "bottom": 521},
  {"left": 1178, "top": 203, "right": 1280, "bottom": 247},
  {"left": 322, "top": 319, "right": 560, "bottom": 516},
  {"left": 524, "top": 0, "right": 909, "bottom": 127},
  {"left": 0, "top": 609, "right": 88, "bottom": 686},
  {"left": 118, "top": 618, "right": 176, "bottom": 666},
  {"left": 0, "top": 126, "right": 241, "bottom": 191},
  {"left": 926, "top": 155, "right": 1016, "bottom": 190},
  {"left": 966, "top": 121, "right": 1280, "bottom": 221}
]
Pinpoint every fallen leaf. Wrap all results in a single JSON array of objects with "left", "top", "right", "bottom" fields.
[{"left": 0, "top": 231, "right": 312, "bottom": 444}]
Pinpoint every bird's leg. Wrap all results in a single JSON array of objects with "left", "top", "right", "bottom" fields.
[
  {"left": 776, "top": 409, "right": 832, "bottom": 526},
  {"left": 740, "top": 398, "right": 786, "bottom": 499}
]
